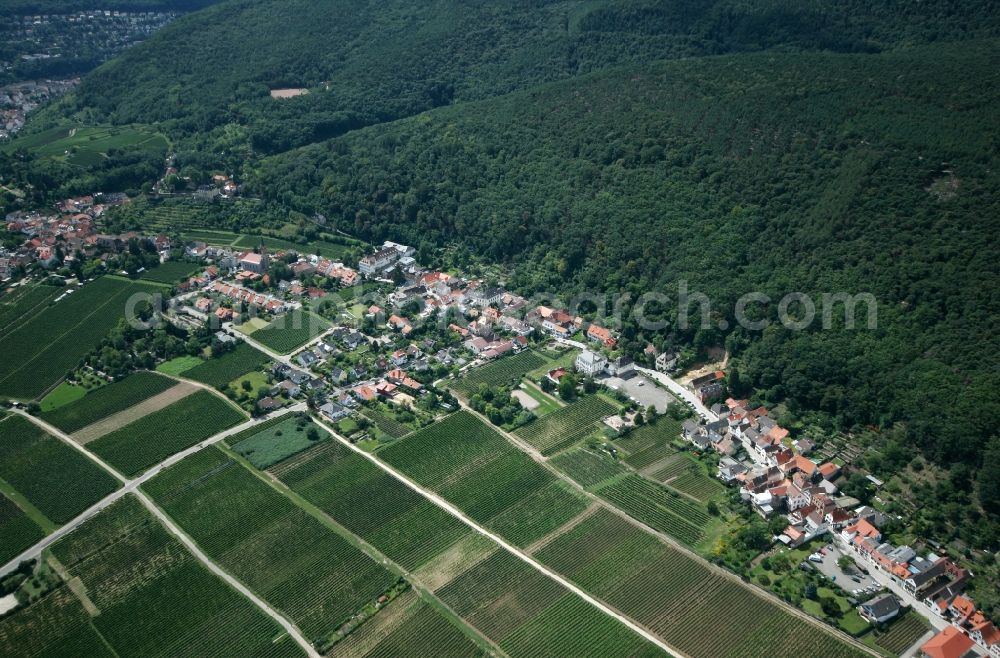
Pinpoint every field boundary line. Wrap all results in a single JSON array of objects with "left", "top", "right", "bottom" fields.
[{"left": 310, "top": 414, "right": 688, "bottom": 658}]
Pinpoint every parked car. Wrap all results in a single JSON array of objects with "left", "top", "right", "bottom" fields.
[{"left": 808, "top": 554, "right": 823, "bottom": 563}]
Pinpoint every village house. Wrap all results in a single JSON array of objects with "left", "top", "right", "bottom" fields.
[
  {"left": 858, "top": 593, "right": 901, "bottom": 624},
  {"left": 575, "top": 349, "right": 608, "bottom": 376},
  {"left": 586, "top": 323, "right": 617, "bottom": 349}
]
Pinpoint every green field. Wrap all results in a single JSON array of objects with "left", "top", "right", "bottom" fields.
[
  {"left": 252, "top": 309, "right": 332, "bottom": 355},
  {"left": 41, "top": 371, "right": 176, "bottom": 433},
  {"left": 378, "top": 411, "right": 592, "bottom": 547},
  {"left": 0, "top": 277, "right": 167, "bottom": 400},
  {"left": 514, "top": 396, "right": 618, "bottom": 456},
  {"left": 38, "top": 381, "right": 89, "bottom": 412},
  {"left": 231, "top": 414, "right": 318, "bottom": 469},
  {"left": 181, "top": 228, "right": 241, "bottom": 245},
  {"left": 143, "top": 448, "right": 399, "bottom": 648},
  {"left": 450, "top": 351, "right": 550, "bottom": 394},
  {"left": 139, "top": 260, "right": 203, "bottom": 284},
  {"left": 156, "top": 355, "right": 205, "bottom": 375},
  {"left": 272, "top": 439, "right": 471, "bottom": 571},
  {"left": 535, "top": 509, "right": 866, "bottom": 658},
  {"left": 0, "top": 416, "right": 119, "bottom": 524},
  {"left": 0, "top": 494, "right": 45, "bottom": 565},
  {"left": 180, "top": 341, "right": 271, "bottom": 387},
  {"left": 2, "top": 124, "right": 167, "bottom": 166},
  {"left": 0, "top": 284, "right": 62, "bottom": 337},
  {"left": 88, "top": 390, "right": 245, "bottom": 476},
  {"left": 0, "top": 495, "right": 305, "bottom": 658}
]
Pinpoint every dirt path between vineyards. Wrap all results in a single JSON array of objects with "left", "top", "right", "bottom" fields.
[{"left": 72, "top": 382, "right": 197, "bottom": 444}]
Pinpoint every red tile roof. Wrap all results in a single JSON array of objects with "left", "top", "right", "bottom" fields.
[{"left": 920, "top": 626, "right": 975, "bottom": 658}]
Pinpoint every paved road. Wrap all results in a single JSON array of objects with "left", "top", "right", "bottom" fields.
[
  {"left": 310, "top": 415, "right": 687, "bottom": 658},
  {"left": 225, "top": 322, "right": 342, "bottom": 368}
]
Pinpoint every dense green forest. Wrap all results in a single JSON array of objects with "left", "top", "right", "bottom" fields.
[
  {"left": 40, "top": 0, "right": 1000, "bottom": 157},
  {"left": 252, "top": 41, "right": 1000, "bottom": 543},
  {"left": 0, "top": 1, "right": 219, "bottom": 15}
]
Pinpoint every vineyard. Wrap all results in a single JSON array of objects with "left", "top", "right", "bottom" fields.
[
  {"left": 646, "top": 454, "right": 726, "bottom": 502},
  {"left": 0, "top": 586, "right": 111, "bottom": 658},
  {"left": 180, "top": 341, "right": 271, "bottom": 388},
  {"left": 617, "top": 418, "right": 684, "bottom": 468},
  {"left": 535, "top": 510, "right": 867, "bottom": 658},
  {"left": 181, "top": 229, "right": 241, "bottom": 245},
  {"left": 89, "top": 390, "right": 245, "bottom": 476},
  {"left": 0, "top": 277, "right": 166, "bottom": 399},
  {"left": 252, "top": 309, "right": 332, "bottom": 354},
  {"left": 550, "top": 448, "right": 627, "bottom": 488},
  {"left": 514, "top": 396, "right": 618, "bottom": 456},
  {"left": 139, "top": 260, "right": 203, "bottom": 284},
  {"left": 41, "top": 370, "right": 176, "bottom": 433},
  {"left": 450, "top": 351, "right": 549, "bottom": 394},
  {"left": 595, "top": 474, "right": 709, "bottom": 546},
  {"left": 144, "top": 448, "right": 399, "bottom": 646},
  {"left": 272, "top": 440, "right": 471, "bottom": 571},
  {"left": 0, "top": 416, "right": 119, "bottom": 524},
  {"left": 1, "top": 495, "right": 306, "bottom": 658},
  {"left": 232, "top": 234, "right": 359, "bottom": 260},
  {"left": 356, "top": 603, "right": 481, "bottom": 658},
  {"left": 0, "top": 284, "right": 61, "bottom": 336},
  {"left": 871, "top": 612, "right": 929, "bottom": 654},
  {"left": 0, "top": 494, "right": 44, "bottom": 565},
  {"left": 361, "top": 408, "right": 412, "bottom": 439},
  {"left": 484, "top": 481, "right": 589, "bottom": 548}
]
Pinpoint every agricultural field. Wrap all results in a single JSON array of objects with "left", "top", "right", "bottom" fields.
[
  {"left": 0, "top": 416, "right": 119, "bottom": 525},
  {"left": 595, "top": 474, "right": 710, "bottom": 546},
  {"left": 231, "top": 414, "right": 319, "bottom": 468},
  {"left": 40, "top": 371, "right": 176, "bottom": 433},
  {"left": 138, "top": 260, "right": 203, "bottom": 284},
  {"left": 361, "top": 408, "right": 412, "bottom": 439},
  {"left": 1, "top": 124, "right": 167, "bottom": 166},
  {"left": 646, "top": 453, "right": 725, "bottom": 502},
  {"left": 252, "top": 309, "right": 332, "bottom": 354},
  {"left": 0, "top": 494, "right": 44, "bottom": 565},
  {"left": 618, "top": 417, "right": 684, "bottom": 468},
  {"left": 0, "top": 284, "right": 61, "bottom": 335},
  {"left": 550, "top": 448, "right": 627, "bottom": 488},
  {"left": 144, "top": 448, "right": 399, "bottom": 649},
  {"left": 350, "top": 602, "right": 481, "bottom": 658},
  {"left": 436, "top": 548, "right": 663, "bottom": 658},
  {"left": 484, "top": 481, "right": 589, "bottom": 548},
  {"left": 88, "top": 390, "right": 245, "bottom": 476},
  {"left": 0, "top": 277, "right": 167, "bottom": 400},
  {"left": 514, "top": 396, "right": 618, "bottom": 456},
  {"left": 450, "top": 351, "right": 549, "bottom": 394},
  {"left": 180, "top": 228, "right": 241, "bottom": 245},
  {"left": 380, "top": 411, "right": 557, "bottom": 528},
  {"left": 179, "top": 341, "right": 271, "bottom": 387},
  {"left": 272, "top": 439, "right": 471, "bottom": 571},
  {"left": 0, "top": 495, "right": 305, "bottom": 658},
  {"left": 102, "top": 196, "right": 213, "bottom": 233},
  {"left": 155, "top": 355, "right": 204, "bottom": 375},
  {"left": 870, "top": 612, "right": 929, "bottom": 654}
]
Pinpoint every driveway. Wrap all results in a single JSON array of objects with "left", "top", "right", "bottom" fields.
[{"left": 812, "top": 542, "right": 879, "bottom": 594}]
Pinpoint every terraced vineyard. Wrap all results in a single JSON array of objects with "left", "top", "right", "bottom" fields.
[
  {"left": 0, "top": 416, "right": 119, "bottom": 524},
  {"left": 0, "top": 494, "right": 44, "bottom": 565},
  {"left": 88, "top": 390, "right": 245, "bottom": 476},
  {"left": 252, "top": 309, "right": 332, "bottom": 354},
  {"left": 41, "top": 371, "right": 176, "bottom": 433},
  {"left": 272, "top": 440, "right": 472, "bottom": 570},
  {"left": 144, "top": 448, "right": 399, "bottom": 648},
  {"left": 232, "top": 234, "right": 359, "bottom": 260},
  {"left": 534, "top": 510, "right": 867, "bottom": 658},
  {"left": 514, "top": 396, "right": 618, "bottom": 455},
  {"left": 0, "top": 277, "right": 167, "bottom": 399},
  {"left": 180, "top": 341, "right": 271, "bottom": 387},
  {"left": 450, "top": 350, "right": 549, "bottom": 394},
  {"left": 0, "top": 495, "right": 305, "bottom": 658}
]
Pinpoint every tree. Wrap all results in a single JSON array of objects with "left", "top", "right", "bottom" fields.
[
  {"left": 804, "top": 583, "right": 818, "bottom": 600},
  {"left": 558, "top": 373, "right": 578, "bottom": 401},
  {"left": 306, "top": 427, "right": 320, "bottom": 441},
  {"left": 979, "top": 438, "right": 1000, "bottom": 513},
  {"left": 539, "top": 376, "right": 555, "bottom": 393}
]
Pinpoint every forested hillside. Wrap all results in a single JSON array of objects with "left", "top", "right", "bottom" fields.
[
  {"left": 253, "top": 40, "right": 1000, "bottom": 541},
  {"left": 46, "top": 0, "right": 1000, "bottom": 155}
]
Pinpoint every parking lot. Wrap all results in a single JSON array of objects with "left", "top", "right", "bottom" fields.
[
  {"left": 601, "top": 373, "right": 673, "bottom": 413},
  {"left": 810, "top": 541, "right": 881, "bottom": 597}
]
